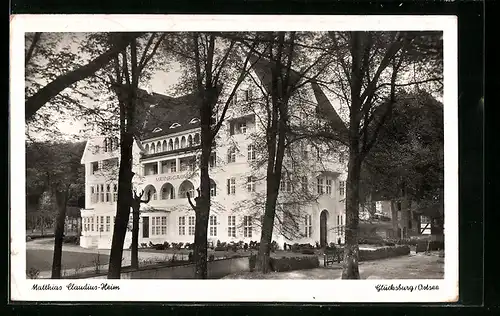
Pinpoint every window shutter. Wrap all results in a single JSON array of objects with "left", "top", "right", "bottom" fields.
[{"left": 227, "top": 179, "right": 231, "bottom": 195}]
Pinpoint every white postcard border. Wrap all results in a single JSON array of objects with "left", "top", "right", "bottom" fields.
[{"left": 10, "top": 14, "right": 458, "bottom": 302}]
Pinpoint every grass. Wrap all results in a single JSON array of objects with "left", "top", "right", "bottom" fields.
[{"left": 26, "top": 249, "right": 110, "bottom": 272}]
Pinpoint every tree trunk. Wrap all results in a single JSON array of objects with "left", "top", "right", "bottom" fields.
[
  {"left": 107, "top": 131, "right": 134, "bottom": 279},
  {"left": 390, "top": 200, "right": 398, "bottom": 238},
  {"left": 130, "top": 206, "right": 140, "bottom": 269},
  {"left": 51, "top": 190, "right": 68, "bottom": 279},
  {"left": 342, "top": 155, "right": 362, "bottom": 279},
  {"left": 193, "top": 90, "right": 213, "bottom": 279},
  {"left": 257, "top": 184, "right": 279, "bottom": 273}
]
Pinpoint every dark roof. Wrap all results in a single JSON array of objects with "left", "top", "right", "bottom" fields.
[
  {"left": 310, "top": 80, "right": 349, "bottom": 143},
  {"left": 249, "top": 54, "right": 348, "bottom": 144},
  {"left": 134, "top": 89, "right": 200, "bottom": 140}
]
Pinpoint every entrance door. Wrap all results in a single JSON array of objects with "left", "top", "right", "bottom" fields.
[
  {"left": 142, "top": 217, "right": 149, "bottom": 238},
  {"left": 320, "top": 210, "right": 328, "bottom": 247}
]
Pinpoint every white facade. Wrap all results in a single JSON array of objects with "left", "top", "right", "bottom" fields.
[{"left": 80, "top": 80, "right": 348, "bottom": 250}]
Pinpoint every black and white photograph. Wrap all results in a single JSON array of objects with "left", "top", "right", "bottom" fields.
[{"left": 10, "top": 15, "right": 458, "bottom": 302}]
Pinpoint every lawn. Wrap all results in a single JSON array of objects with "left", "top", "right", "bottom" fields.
[{"left": 26, "top": 249, "right": 110, "bottom": 272}]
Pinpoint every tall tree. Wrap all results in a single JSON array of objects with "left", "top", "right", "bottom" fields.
[
  {"left": 25, "top": 140, "right": 85, "bottom": 278},
  {"left": 321, "top": 31, "right": 443, "bottom": 279},
  {"left": 105, "top": 33, "right": 166, "bottom": 279},
  {"left": 170, "top": 32, "right": 260, "bottom": 278}
]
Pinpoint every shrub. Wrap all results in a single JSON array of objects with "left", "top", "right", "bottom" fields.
[
  {"left": 216, "top": 240, "right": 221, "bottom": 247},
  {"left": 188, "top": 252, "right": 193, "bottom": 262},
  {"left": 301, "top": 248, "right": 316, "bottom": 255},
  {"left": 27, "top": 267, "right": 40, "bottom": 279},
  {"left": 269, "top": 255, "right": 319, "bottom": 272},
  {"left": 315, "top": 241, "right": 320, "bottom": 249},
  {"left": 214, "top": 246, "right": 227, "bottom": 252},
  {"left": 208, "top": 254, "right": 215, "bottom": 261},
  {"left": 63, "top": 235, "right": 79, "bottom": 244},
  {"left": 359, "top": 245, "right": 410, "bottom": 261},
  {"left": 416, "top": 241, "right": 444, "bottom": 253},
  {"left": 171, "top": 242, "right": 178, "bottom": 249},
  {"left": 244, "top": 243, "right": 248, "bottom": 251},
  {"left": 271, "top": 240, "right": 279, "bottom": 252},
  {"left": 163, "top": 241, "right": 170, "bottom": 249}
]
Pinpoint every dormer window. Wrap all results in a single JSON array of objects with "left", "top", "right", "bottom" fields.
[
  {"left": 170, "top": 123, "right": 181, "bottom": 129},
  {"left": 152, "top": 127, "right": 163, "bottom": 133},
  {"left": 189, "top": 118, "right": 200, "bottom": 124}
]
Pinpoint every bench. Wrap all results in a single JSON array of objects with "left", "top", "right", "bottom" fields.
[{"left": 323, "top": 248, "right": 343, "bottom": 266}]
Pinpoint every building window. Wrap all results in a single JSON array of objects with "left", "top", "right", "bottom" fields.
[
  {"left": 106, "top": 216, "right": 110, "bottom": 232},
  {"left": 301, "top": 176, "right": 308, "bottom": 192},
  {"left": 113, "top": 184, "right": 118, "bottom": 202},
  {"left": 91, "top": 162, "right": 99, "bottom": 174},
  {"left": 90, "top": 186, "right": 96, "bottom": 204},
  {"left": 210, "top": 181, "right": 217, "bottom": 197},
  {"left": 326, "top": 179, "right": 332, "bottom": 195},
  {"left": 227, "top": 178, "right": 236, "bottom": 195},
  {"left": 209, "top": 215, "right": 217, "bottom": 237},
  {"left": 281, "top": 174, "right": 292, "bottom": 192},
  {"left": 99, "top": 184, "right": 104, "bottom": 202},
  {"left": 209, "top": 153, "right": 216, "bottom": 168},
  {"left": 239, "top": 121, "right": 247, "bottom": 134},
  {"left": 317, "top": 178, "right": 324, "bottom": 195},
  {"left": 243, "top": 216, "right": 252, "bottom": 238},
  {"left": 228, "top": 216, "right": 236, "bottom": 237},
  {"left": 106, "top": 184, "right": 111, "bottom": 202},
  {"left": 339, "top": 180, "right": 345, "bottom": 196},
  {"left": 174, "top": 138, "right": 180, "bottom": 150},
  {"left": 247, "top": 144, "right": 256, "bottom": 161},
  {"left": 169, "top": 161, "right": 176, "bottom": 173},
  {"left": 91, "top": 217, "right": 94, "bottom": 231},
  {"left": 305, "top": 215, "right": 312, "bottom": 237},
  {"left": 151, "top": 216, "right": 167, "bottom": 236},
  {"left": 247, "top": 176, "right": 256, "bottom": 192},
  {"left": 246, "top": 89, "right": 253, "bottom": 101},
  {"left": 188, "top": 216, "right": 195, "bottom": 235},
  {"left": 178, "top": 216, "right": 186, "bottom": 235},
  {"left": 227, "top": 147, "right": 236, "bottom": 163},
  {"left": 99, "top": 216, "right": 104, "bottom": 232},
  {"left": 339, "top": 152, "right": 345, "bottom": 164}
]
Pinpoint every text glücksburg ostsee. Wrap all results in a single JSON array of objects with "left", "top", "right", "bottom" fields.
[{"left": 375, "top": 284, "right": 439, "bottom": 292}]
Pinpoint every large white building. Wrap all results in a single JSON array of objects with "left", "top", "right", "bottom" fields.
[{"left": 79, "top": 60, "right": 349, "bottom": 249}]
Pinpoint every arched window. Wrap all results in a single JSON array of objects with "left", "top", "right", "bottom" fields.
[
  {"left": 174, "top": 138, "right": 180, "bottom": 150},
  {"left": 157, "top": 141, "right": 162, "bottom": 152},
  {"left": 181, "top": 136, "right": 186, "bottom": 148},
  {"left": 168, "top": 139, "right": 173, "bottom": 151},
  {"left": 161, "top": 183, "right": 175, "bottom": 200},
  {"left": 179, "top": 180, "right": 195, "bottom": 199},
  {"left": 103, "top": 138, "right": 108, "bottom": 152},
  {"left": 188, "top": 135, "right": 193, "bottom": 147},
  {"left": 194, "top": 133, "right": 200, "bottom": 145},
  {"left": 162, "top": 140, "right": 167, "bottom": 152},
  {"left": 144, "top": 185, "right": 157, "bottom": 200},
  {"left": 151, "top": 143, "right": 156, "bottom": 154},
  {"left": 145, "top": 144, "right": 150, "bottom": 154}
]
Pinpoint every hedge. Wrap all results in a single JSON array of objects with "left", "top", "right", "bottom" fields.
[
  {"left": 359, "top": 245, "right": 410, "bottom": 261},
  {"left": 415, "top": 241, "right": 444, "bottom": 253},
  {"left": 270, "top": 256, "right": 320, "bottom": 272},
  {"left": 248, "top": 255, "right": 319, "bottom": 272}
]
